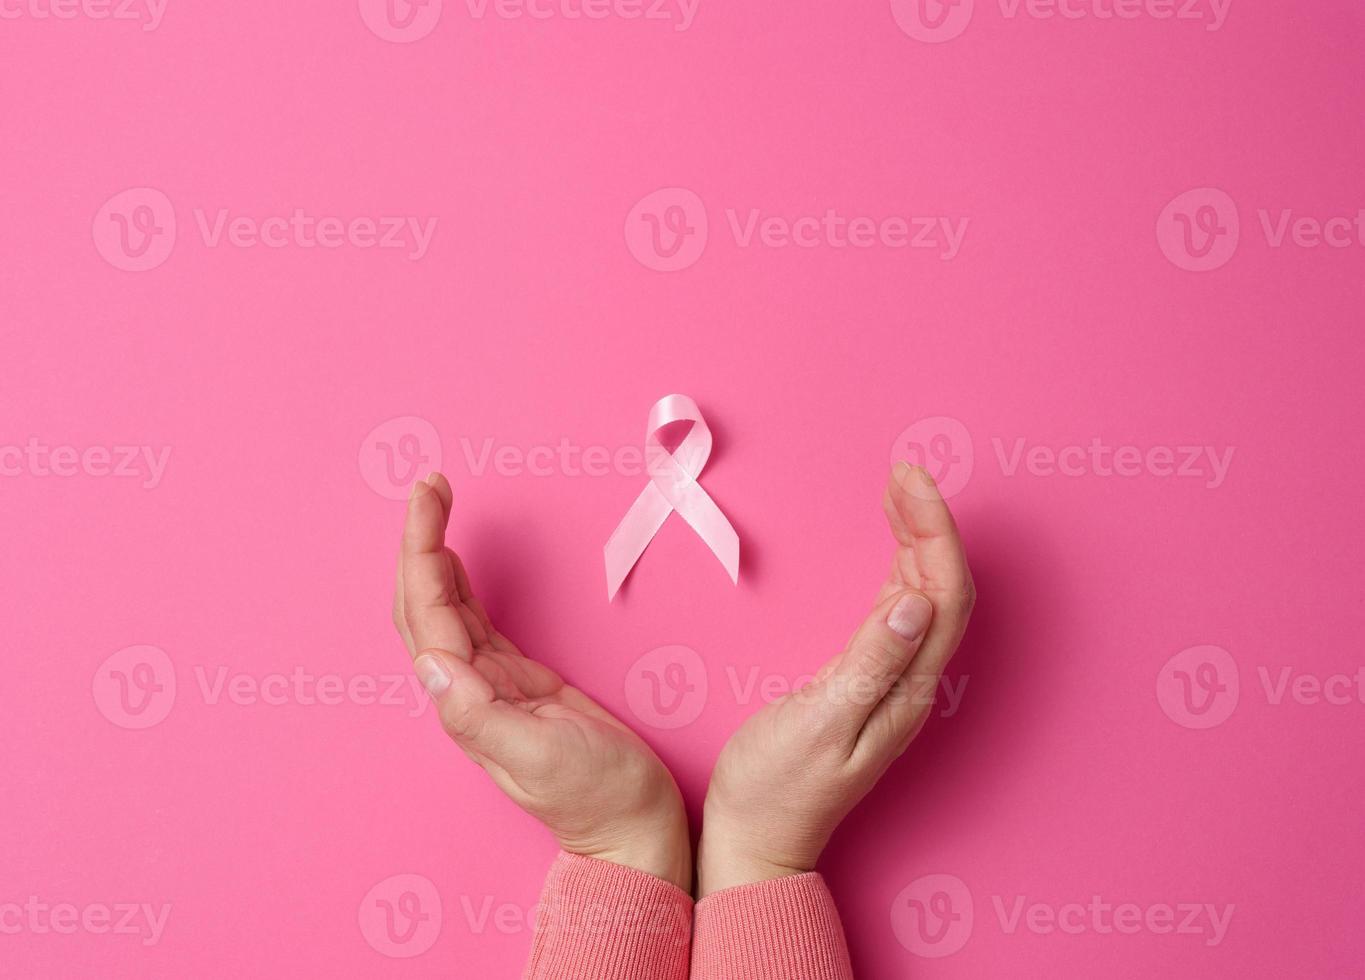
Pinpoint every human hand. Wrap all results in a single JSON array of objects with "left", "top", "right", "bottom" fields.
[
  {"left": 697, "top": 463, "right": 975, "bottom": 897},
  {"left": 393, "top": 473, "right": 691, "bottom": 891}
]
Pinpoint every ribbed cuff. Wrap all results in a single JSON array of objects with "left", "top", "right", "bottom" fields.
[
  {"left": 523, "top": 852, "right": 694, "bottom": 980},
  {"left": 692, "top": 874, "right": 854, "bottom": 980}
]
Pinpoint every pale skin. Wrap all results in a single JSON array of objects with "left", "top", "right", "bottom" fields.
[{"left": 392, "top": 461, "right": 973, "bottom": 897}]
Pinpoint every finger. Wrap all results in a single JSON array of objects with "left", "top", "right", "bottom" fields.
[
  {"left": 883, "top": 462, "right": 970, "bottom": 592},
  {"left": 395, "top": 511, "right": 489, "bottom": 653},
  {"left": 425, "top": 471, "right": 502, "bottom": 647},
  {"left": 856, "top": 695, "right": 934, "bottom": 767},
  {"left": 402, "top": 476, "right": 473, "bottom": 661},
  {"left": 426, "top": 470, "right": 453, "bottom": 523},
  {"left": 392, "top": 548, "right": 414, "bottom": 654},
  {"left": 814, "top": 590, "right": 933, "bottom": 736},
  {"left": 446, "top": 549, "right": 498, "bottom": 646},
  {"left": 854, "top": 653, "right": 942, "bottom": 761},
  {"left": 414, "top": 648, "right": 549, "bottom": 771},
  {"left": 391, "top": 473, "right": 438, "bottom": 655},
  {"left": 884, "top": 463, "right": 975, "bottom": 678}
]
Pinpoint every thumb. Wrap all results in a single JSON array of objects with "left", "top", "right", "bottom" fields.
[
  {"left": 817, "top": 591, "right": 933, "bottom": 731},
  {"left": 413, "top": 648, "right": 542, "bottom": 769}
]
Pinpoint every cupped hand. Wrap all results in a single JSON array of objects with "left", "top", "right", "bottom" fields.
[
  {"left": 393, "top": 473, "right": 691, "bottom": 890},
  {"left": 697, "top": 462, "right": 975, "bottom": 897}
]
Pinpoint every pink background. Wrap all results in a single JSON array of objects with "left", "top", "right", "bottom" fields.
[{"left": 3, "top": 1, "right": 1364, "bottom": 977}]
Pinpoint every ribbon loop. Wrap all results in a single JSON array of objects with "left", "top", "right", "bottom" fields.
[{"left": 604, "top": 395, "right": 739, "bottom": 600}]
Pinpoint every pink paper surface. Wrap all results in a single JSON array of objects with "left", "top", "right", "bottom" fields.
[{"left": 2, "top": 2, "right": 1363, "bottom": 977}]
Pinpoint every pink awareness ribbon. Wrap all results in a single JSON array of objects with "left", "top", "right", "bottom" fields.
[{"left": 604, "top": 394, "right": 740, "bottom": 600}]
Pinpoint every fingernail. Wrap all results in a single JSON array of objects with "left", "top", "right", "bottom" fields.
[
  {"left": 888, "top": 593, "right": 932, "bottom": 640},
  {"left": 410, "top": 480, "right": 429, "bottom": 501},
  {"left": 414, "top": 654, "right": 451, "bottom": 698}
]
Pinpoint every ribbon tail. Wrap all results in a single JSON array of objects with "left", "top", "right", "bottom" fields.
[
  {"left": 670, "top": 482, "right": 740, "bottom": 586},
  {"left": 603, "top": 482, "right": 673, "bottom": 601},
  {"left": 712, "top": 520, "right": 740, "bottom": 584}
]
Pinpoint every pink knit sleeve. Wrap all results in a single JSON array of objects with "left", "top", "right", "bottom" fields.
[
  {"left": 522, "top": 852, "right": 694, "bottom": 980},
  {"left": 690, "top": 874, "right": 855, "bottom": 980}
]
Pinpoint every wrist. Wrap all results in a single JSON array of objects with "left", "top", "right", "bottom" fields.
[
  {"left": 696, "top": 824, "right": 813, "bottom": 899},
  {"left": 580, "top": 813, "right": 692, "bottom": 892}
]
